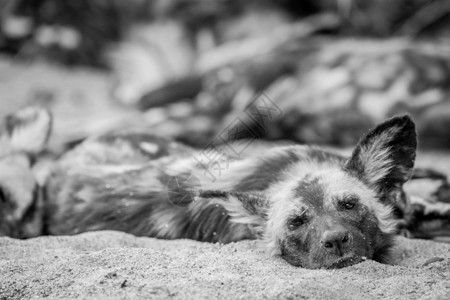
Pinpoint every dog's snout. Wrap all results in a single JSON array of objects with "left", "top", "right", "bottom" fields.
[{"left": 321, "top": 230, "right": 351, "bottom": 256}]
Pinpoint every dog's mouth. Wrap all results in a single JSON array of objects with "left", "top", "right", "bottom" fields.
[{"left": 325, "top": 256, "right": 366, "bottom": 269}]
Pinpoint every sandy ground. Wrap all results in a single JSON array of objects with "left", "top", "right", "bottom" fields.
[
  {"left": 0, "top": 231, "right": 449, "bottom": 300},
  {"left": 1, "top": 57, "right": 450, "bottom": 299}
]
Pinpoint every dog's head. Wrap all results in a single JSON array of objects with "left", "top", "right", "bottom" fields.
[
  {"left": 0, "top": 107, "right": 52, "bottom": 238},
  {"left": 201, "top": 115, "right": 416, "bottom": 269}
]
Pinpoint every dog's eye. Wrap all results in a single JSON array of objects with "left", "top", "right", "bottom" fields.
[
  {"left": 288, "top": 216, "right": 305, "bottom": 229},
  {"left": 341, "top": 196, "right": 358, "bottom": 210},
  {"left": 343, "top": 202, "right": 355, "bottom": 210}
]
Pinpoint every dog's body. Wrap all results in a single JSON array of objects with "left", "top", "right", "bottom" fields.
[
  {"left": 0, "top": 108, "right": 419, "bottom": 269},
  {"left": 0, "top": 108, "right": 51, "bottom": 238},
  {"left": 44, "top": 133, "right": 254, "bottom": 243},
  {"left": 41, "top": 114, "right": 417, "bottom": 269}
]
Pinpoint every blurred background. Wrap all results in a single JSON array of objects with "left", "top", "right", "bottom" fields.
[{"left": 1, "top": 0, "right": 450, "bottom": 153}]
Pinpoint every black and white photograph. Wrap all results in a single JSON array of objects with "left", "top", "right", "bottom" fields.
[{"left": 1, "top": 0, "right": 450, "bottom": 299}]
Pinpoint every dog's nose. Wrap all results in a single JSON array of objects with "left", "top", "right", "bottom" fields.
[{"left": 321, "top": 230, "right": 351, "bottom": 256}]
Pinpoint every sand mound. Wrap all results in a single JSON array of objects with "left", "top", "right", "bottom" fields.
[{"left": 1, "top": 231, "right": 449, "bottom": 299}]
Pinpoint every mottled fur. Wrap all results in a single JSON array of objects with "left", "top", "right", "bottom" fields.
[{"left": 0, "top": 107, "right": 51, "bottom": 238}]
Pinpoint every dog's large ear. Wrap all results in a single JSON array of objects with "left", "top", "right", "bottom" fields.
[
  {"left": 344, "top": 115, "right": 417, "bottom": 203},
  {"left": 196, "top": 190, "right": 270, "bottom": 235},
  {"left": 2, "top": 107, "right": 52, "bottom": 154}
]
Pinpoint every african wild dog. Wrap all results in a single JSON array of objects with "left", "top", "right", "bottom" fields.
[
  {"left": 37, "top": 112, "right": 416, "bottom": 269},
  {"left": 0, "top": 107, "right": 52, "bottom": 238},
  {"left": 0, "top": 107, "right": 418, "bottom": 269}
]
